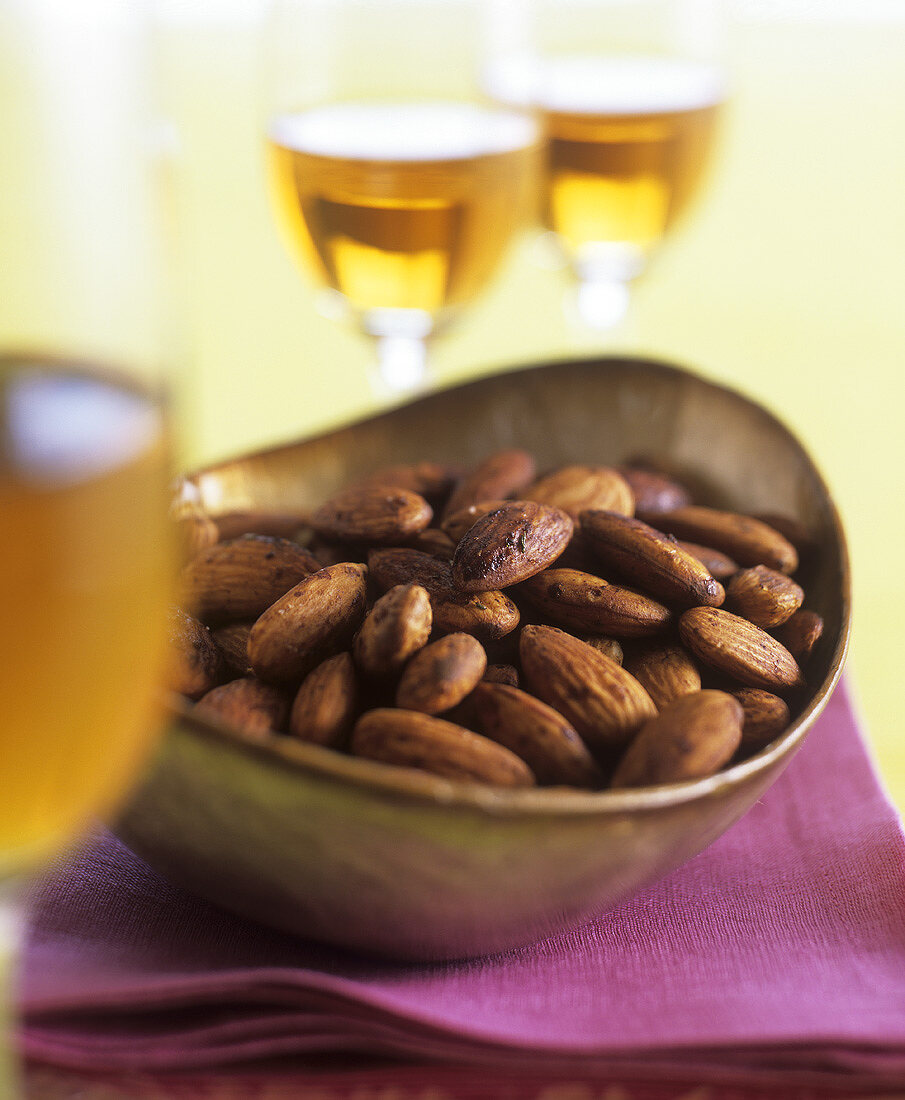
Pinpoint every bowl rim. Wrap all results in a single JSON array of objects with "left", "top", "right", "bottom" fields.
[{"left": 169, "top": 354, "right": 852, "bottom": 819}]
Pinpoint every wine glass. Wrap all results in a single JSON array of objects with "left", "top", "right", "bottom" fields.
[
  {"left": 263, "top": 0, "right": 542, "bottom": 395},
  {"left": 0, "top": 1, "right": 172, "bottom": 1091},
  {"left": 486, "top": 0, "right": 727, "bottom": 330}
]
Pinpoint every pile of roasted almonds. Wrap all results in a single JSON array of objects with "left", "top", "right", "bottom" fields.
[{"left": 169, "top": 452, "right": 824, "bottom": 790}]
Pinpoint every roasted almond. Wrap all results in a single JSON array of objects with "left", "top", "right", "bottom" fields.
[
  {"left": 524, "top": 465, "right": 634, "bottom": 521},
  {"left": 731, "top": 687, "right": 790, "bottom": 750},
  {"left": 353, "top": 584, "right": 432, "bottom": 679},
  {"left": 726, "top": 565, "right": 804, "bottom": 629},
  {"left": 396, "top": 633, "right": 487, "bottom": 714},
  {"left": 753, "top": 513, "right": 814, "bottom": 556},
  {"left": 289, "top": 652, "right": 359, "bottom": 748},
  {"left": 676, "top": 541, "right": 739, "bottom": 581},
  {"left": 181, "top": 534, "right": 321, "bottom": 625},
  {"left": 408, "top": 528, "right": 457, "bottom": 560},
  {"left": 351, "top": 709, "right": 536, "bottom": 787},
  {"left": 622, "top": 644, "right": 701, "bottom": 711},
  {"left": 311, "top": 485, "right": 433, "bottom": 544},
  {"left": 194, "top": 676, "right": 290, "bottom": 738},
  {"left": 175, "top": 513, "right": 219, "bottom": 560},
  {"left": 483, "top": 663, "right": 519, "bottom": 687},
  {"left": 518, "top": 568, "right": 671, "bottom": 637},
  {"left": 580, "top": 636, "right": 624, "bottom": 665},
  {"left": 354, "top": 461, "right": 459, "bottom": 504},
  {"left": 210, "top": 621, "right": 254, "bottom": 678},
  {"left": 774, "top": 609, "right": 824, "bottom": 665},
  {"left": 580, "top": 510, "right": 725, "bottom": 608},
  {"left": 610, "top": 690, "right": 743, "bottom": 788},
  {"left": 451, "top": 501, "right": 573, "bottom": 593},
  {"left": 167, "top": 607, "right": 227, "bottom": 699},
  {"left": 441, "top": 499, "right": 509, "bottom": 543},
  {"left": 678, "top": 606, "right": 804, "bottom": 692},
  {"left": 471, "top": 682, "right": 604, "bottom": 788},
  {"left": 442, "top": 449, "right": 536, "bottom": 520},
  {"left": 248, "top": 562, "right": 368, "bottom": 684},
  {"left": 616, "top": 466, "right": 691, "bottom": 514},
  {"left": 646, "top": 506, "right": 799, "bottom": 574},
  {"left": 368, "top": 548, "right": 520, "bottom": 641},
  {"left": 213, "top": 510, "right": 310, "bottom": 542},
  {"left": 519, "top": 625, "right": 657, "bottom": 752}
]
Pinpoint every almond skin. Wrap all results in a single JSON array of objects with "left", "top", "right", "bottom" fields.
[
  {"left": 732, "top": 687, "right": 790, "bottom": 750},
  {"left": 524, "top": 465, "right": 634, "bottom": 521},
  {"left": 580, "top": 510, "right": 725, "bottom": 609},
  {"left": 368, "top": 548, "right": 520, "bottom": 641},
  {"left": 610, "top": 690, "right": 743, "bottom": 788},
  {"left": 311, "top": 485, "right": 433, "bottom": 544},
  {"left": 212, "top": 510, "right": 310, "bottom": 542},
  {"left": 248, "top": 562, "right": 368, "bottom": 684},
  {"left": 726, "top": 565, "right": 804, "bottom": 629},
  {"left": 774, "top": 609, "right": 824, "bottom": 665},
  {"left": 645, "top": 506, "right": 799, "bottom": 574},
  {"left": 351, "top": 709, "right": 536, "bottom": 787},
  {"left": 616, "top": 466, "right": 691, "bottom": 514},
  {"left": 441, "top": 499, "right": 510, "bottom": 544},
  {"left": 442, "top": 449, "right": 536, "bottom": 520},
  {"left": 483, "top": 663, "right": 520, "bottom": 687},
  {"left": 194, "top": 676, "right": 290, "bottom": 738},
  {"left": 519, "top": 625, "right": 657, "bottom": 752},
  {"left": 580, "top": 636, "right": 624, "bottom": 665},
  {"left": 167, "top": 607, "right": 228, "bottom": 699},
  {"left": 289, "top": 652, "right": 359, "bottom": 748},
  {"left": 181, "top": 534, "right": 321, "bottom": 625},
  {"left": 210, "top": 621, "right": 254, "bottom": 678},
  {"left": 451, "top": 501, "right": 573, "bottom": 593},
  {"left": 678, "top": 606, "right": 804, "bottom": 692},
  {"left": 408, "top": 528, "right": 457, "bottom": 560},
  {"left": 676, "top": 541, "right": 739, "bottom": 581},
  {"left": 471, "top": 682, "right": 604, "bottom": 788},
  {"left": 175, "top": 513, "right": 219, "bottom": 560},
  {"left": 518, "top": 568, "right": 672, "bottom": 637},
  {"left": 353, "top": 462, "right": 459, "bottom": 505},
  {"left": 353, "top": 584, "right": 432, "bottom": 679},
  {"left": 396, "top": 633, "right": 487, "bottom": 714},
  {"left": 622, "top": 644, "right": 701, "bottom": 711}
]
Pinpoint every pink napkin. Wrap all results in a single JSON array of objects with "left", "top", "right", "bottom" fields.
[{"left": 20, "top": 681, "right": 905, "bottom": 1090}]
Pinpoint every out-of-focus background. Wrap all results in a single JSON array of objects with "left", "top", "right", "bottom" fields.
[{"left": 5, "top": 0, "right": 905, "bottom": 804}]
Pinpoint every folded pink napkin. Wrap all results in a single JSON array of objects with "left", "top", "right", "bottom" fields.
[{"left": 21, "top": 681, "right": 905, "bottom": 1090}]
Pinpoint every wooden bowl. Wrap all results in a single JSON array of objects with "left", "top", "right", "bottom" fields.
[{"left": 114, "top": 357, "right": 850, "bottom": 960}]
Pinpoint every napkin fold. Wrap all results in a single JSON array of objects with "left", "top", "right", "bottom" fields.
[{"left": 21, "top": 682, "right": 905, "bottom": 1089}]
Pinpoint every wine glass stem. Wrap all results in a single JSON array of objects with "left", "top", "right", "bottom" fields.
[
  {"left": 373, "top": 335, "right": 430, "bottom": 396},
  {"left": 0, "top": 883, "right": 24, "bottom": 1098}
]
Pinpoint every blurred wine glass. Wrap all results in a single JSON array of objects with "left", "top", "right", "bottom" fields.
[
  {"left": 0, "top": 0, "right": 173, "bottom": 1090},
  {"left": 263, "top": 0, "right": 542, "bottom": 395},
  {"left": 486, "top": 0, "right": 726, "bottom": 330}
]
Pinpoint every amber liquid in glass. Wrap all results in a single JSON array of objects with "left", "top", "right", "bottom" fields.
[
  {"left": 0, "top": 359, "right": 171, "bottom": 877},
  {"left": 267, "top": 102, "right": 540, "bottom": 323}
]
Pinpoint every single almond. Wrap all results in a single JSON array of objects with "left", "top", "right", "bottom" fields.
[
  {"left": 519, "top": 625, "right": 657, "bottom": 752},
  {"left": 442, "top": 449, "right": 536, "bottom": 520},
  {"left": 289, "top": 652, "right": 359, "bottom": 748},
  {"left": 580, "top": 510, "right": 725, "bottom": 608},
  {"left": 616, "top": 466, "right": 691, "bottom": 513},
  {"left": 483, "top": 663, "right": 520, "bottom": 687},
  {"left": 753, "top": 513, "right": 814, "bottom": 556},
  {"left": 471, "top": 682, "right": 604, "bottom": 788},
  {"left": 524, "top": 465, "right": 634, "bottom": 521},
  {"left": 726, "top": 565, "right": 804, "bottom": 629},
  {"left": 311, "top": 485, "right": 433, "bottom": 544},
  {"left": 248, "top": 562, "right": 368, "bottom": 684},
  {"left": 774, "top": 609, "right": 824, "bottom": 665},
  {"left": 368, "top": 548, "right": 520, "bottom": 641},
  {"left": 645, "top": 506, "right": 799, "bottom": 574},
  {"left": 518, "top": 568, "right": 671, "bottom": 637},
  {"left": 210, "top": 621, "right": 254, "bottom": 678},
  {"left": 167, "top": 607, "right": 228, "bottom": 699},
  {"left": 353, "top": 584, "right": 432, "bottom": 679},
  {"left": 610, "top": 690, "right": 743, "bottom": 788},
  {"left": 451, "top": 501, "right": 573, "bottom": 592},
  {"left": 181, "top": 534, "right": 321, "bottom": 625},
  {"left": 678, "top": 606, "right": 804, "bottom": 692},
  {"left": 396, "top": 633, "right": 487, "bottom": 714},
  {"left": 351, "top": 708, "right": 536, "bottom": 787},
  {"left": 194, "top": 676, "right": 290, "bottom": 738},
  {"left": 623, "top": 644, "right": 701, "bottom": 711},
  {"left": 676, "top": 541, "right": 739, "bottom": 581},
  {"left": 441, "top": 499, "right": 509, "bottom": 544},
  {"left": 732, "top": 687, "right": 790, "bottom": 750}
]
